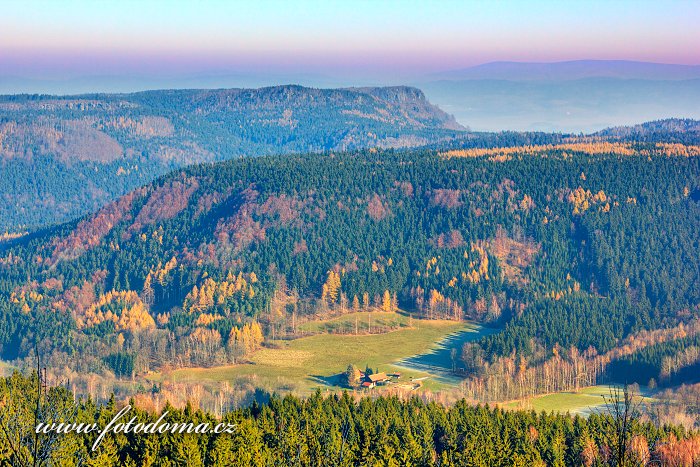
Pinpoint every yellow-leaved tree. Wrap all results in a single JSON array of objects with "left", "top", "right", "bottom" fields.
[{"left": 321, "top": 270, "right": 341, "bottom": 304}]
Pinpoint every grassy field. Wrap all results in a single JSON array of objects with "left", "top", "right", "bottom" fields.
[
  {"left": 298, "top": 311, "right": 410, "bottom": 334},
  {"left": 153, "top": 314, "right": 477, "bottom": 394},
  {"left": 501, "top": 385, "right": 654, "bottom": 415}
]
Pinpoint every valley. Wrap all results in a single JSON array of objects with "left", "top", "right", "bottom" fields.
[
  {"left": 2, "top": 114, "right": 699, "bottom": 464},
  {"left": 153, "top": 313, "right": 475, "bottom": 394},
  {"left": 1, "top": 128, "right": 698, "bottom": 420},
  {"left": 4, "top": 1, "right": 700, "bottom": 463}
]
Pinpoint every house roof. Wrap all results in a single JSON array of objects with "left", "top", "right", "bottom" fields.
[{"left": 367, "top": 372, "right": 387, "bottom": 382}]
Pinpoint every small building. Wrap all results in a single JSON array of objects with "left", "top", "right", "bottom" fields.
[{"left": 367, "top": 372, "right": 389, "bottom": 385}]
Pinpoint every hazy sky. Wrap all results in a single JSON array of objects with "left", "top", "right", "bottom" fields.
[{"left": 2, "top": 0, "right": 700, "bottom": 87}]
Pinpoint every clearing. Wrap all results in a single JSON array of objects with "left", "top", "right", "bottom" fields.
[
  {"left": 153, "top": 313, "right": 494, "bottom": 394},
  {"left": 501, "top": 384, "right": 655, "bottom": 415}
]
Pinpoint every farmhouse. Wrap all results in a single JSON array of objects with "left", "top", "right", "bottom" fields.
[
  {"left": 358, "top": 372, "right": 390, "bottom": 389},
  {"left": 367, "top": 372, "right": 389, "bottom": 385},
  {"left": 351, "top": 367, "right": 400, "bottom": 390}
]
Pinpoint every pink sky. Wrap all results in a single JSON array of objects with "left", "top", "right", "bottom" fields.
[{"left": 1, "top": 0, "right": 699, "bottom": 85}]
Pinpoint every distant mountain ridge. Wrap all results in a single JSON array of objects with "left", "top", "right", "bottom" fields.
[
  {"left": 0, "top": 85, "right": 463, "bottom": 231},
  {"left": 420, "top": 61, "right": 700, "bottom": 132},
  {"left": 431, "top": 60, "right": 700, "bottom": 81},
  {"left": 595, "top": 118, "right": 700, "bottom": 137}
]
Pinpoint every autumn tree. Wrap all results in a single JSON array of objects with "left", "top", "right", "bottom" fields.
[
  {"left": 343, "top": 364, "right": 362, "bottom": 388},
  {"left": 321, "top": 270, "right": 341, "bottom": 305}
]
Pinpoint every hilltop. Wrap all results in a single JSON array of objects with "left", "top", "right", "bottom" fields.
[{"left": 0, "top": 85, "right": 463, "bottom": 231}]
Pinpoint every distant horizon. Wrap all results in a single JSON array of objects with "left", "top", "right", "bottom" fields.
[
  {"left": 3, "top": 1, "right": 699, "bottom": 132},
  {"left": 3, "top": 0, "right": 699, "bottom": 94},
  {"left": 2, "top": 58, "right": 700, "bottom": 96}
]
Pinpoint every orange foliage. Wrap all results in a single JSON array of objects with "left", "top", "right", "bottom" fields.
[
  {"left": 568, "top": 187, "right": 609, "bottom": 214},
  {"left": 441, "top": 142, "right": 636, "bottom": 159},
  {"left": 183, "top": 273, "right": 256, "bottom": 314},
  {"left": 655, "top": 434, "right": 700, "bottom": 466},
  {"left": 129, "top": 178, "right": 199, "bottom": 234},
  {"left": 228, "top": 321, "right": 264, "bottom": 355},
  {"left": 77, "top": 290, "right": 154, "bottom": 331},
  {"left": 366, "top": 194, "right": 390, "bottom": 221},
  {"left": 257, "top": 194, "right": 304, "bottom": 225},
  {"left": 151, "top": 256, "right": 178, "bottom": 285},
  {"left": 430, "top": 189, "right": 462, "bottom": 209},
  {"left": 195, "top": 313, "right": 222, "bottom": 326},
  {"left": 463, "top": 243, "right": 490, "bottom": 283},
  {"left": 443, "top": 142, "right": 700, "bottom": 161},
  {"left": 52, "top": 188, "right": 146, "bottom": 263},
  {"left": 433, "top": 229, "right": 466, "bottom": 249},
  {"left": 321, "top": 270, "right": 342, "bottom": 304},
  {"left": 643, "top": 143, "right": 700, "bottom": 158},
  {"left": 488, "top": 227, "right": 539, "bottom": 286}
]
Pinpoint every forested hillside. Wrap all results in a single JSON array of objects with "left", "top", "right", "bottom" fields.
[
  {"left": 1, "top": 140, "right": 698, "bottom": 403},
  {"left": 2, "top": 372, "right": 698, "bottom": 466},
  {"left": 0, "top": 86, "right": 463, "bottom": 231},
  {"left": 594, "top": 118, "right": 700, "bottom": 144}
]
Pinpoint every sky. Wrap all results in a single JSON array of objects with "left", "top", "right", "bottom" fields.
[{"left": 1, "top": 0, "right": 700, "bottom": 91}]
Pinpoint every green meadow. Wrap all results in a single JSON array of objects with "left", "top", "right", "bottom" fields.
[
  {"left": 153, "top": 313, "right": 482, "bottom": 394},
  {"left": 501, "top": 384, "right": 655, "bottom": 415},
  {"left": 151, "top": 314, "right": 648, "bottom": 416},
  {"left": 298, "top": 311, "right": 410, "bottom": 334}
]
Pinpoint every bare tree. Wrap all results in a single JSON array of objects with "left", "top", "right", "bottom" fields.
[
  {"left": 601, "top": 384, "right": 644, "bottom": 467},
  {"left": 0, "top": 350, "right": 83, "bottom": 466}
]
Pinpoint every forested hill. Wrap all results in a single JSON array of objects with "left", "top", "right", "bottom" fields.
[
  {"left": 0, "top": 85, "right": 463, "bottom": 231},
  {"left": 1, "top": 141, "right": 699, "bottom": 398},
  {"left": 594, "top": 118, "right": 700, "bottom": 143}
]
